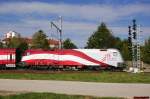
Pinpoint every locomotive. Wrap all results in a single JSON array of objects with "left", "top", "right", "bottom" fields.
[{"left": 0, "top": 48, "right": 124, "bottom": 70}]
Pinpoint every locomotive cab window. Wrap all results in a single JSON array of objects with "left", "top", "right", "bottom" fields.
[{"left": 113, "top": 52, "right": 117, "bottom": 57}]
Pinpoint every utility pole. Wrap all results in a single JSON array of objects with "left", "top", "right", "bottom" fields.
[
  {"left": 51, "top": 16, "right": 63, "bottom": 49},
  {"left": 59, "top": 16, "right": 63, "bottom": 49},
  {"left": 132, "top": 19, "right": 137, "bottom": 72},
  {"left": 128, "top": 19, "right": 141, "bottom": 73},
  {"left": 136, "top": 25, "right": 141, "bottom": 70}
]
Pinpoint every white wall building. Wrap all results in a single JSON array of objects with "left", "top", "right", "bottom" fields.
[{"left": 5, "top": 31, "right": 20, "bottom": 38}]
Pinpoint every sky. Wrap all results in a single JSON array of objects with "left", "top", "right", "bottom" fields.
[{"left": 0, "top": 0, "right": 150, "bottom": 48}]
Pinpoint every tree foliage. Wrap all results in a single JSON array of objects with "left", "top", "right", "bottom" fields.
[
  {"left": 142, "top": 37, "right": 150, "bottom": 64},
  {"left": 7, "top": 37, "right": 28, "bottom": 50},
  {"left": 31, "top": 30, "right": 49, "bottom": 49},
  {"left": 0, "top": 41, "right": 3, "bottom": 48},
  {"left": 6, "top": 37, "right": 28, "bottom": 63},
  {"left": 63, "top": 38, "right": 77, "bottom": 49},
  {"left": 119, "top": 40, "right": 132, "bottom": 61},
  {"left": 8, "top": 37, "right": 21, "bottom": 48},
  {"left": 86, "top": 22, "right": 116, "bottom": 48}
]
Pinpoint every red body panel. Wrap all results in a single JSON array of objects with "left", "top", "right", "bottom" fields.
[
  {"left": 24, "top": 59, "right": 83, "bottom": 66},
  {"left": 22, "top": 49, "right": 108, "bottom": 67}
]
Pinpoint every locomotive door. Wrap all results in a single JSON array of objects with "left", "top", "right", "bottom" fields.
[{"left": 6, "top": 52, "right": 15, "bottom": 67}]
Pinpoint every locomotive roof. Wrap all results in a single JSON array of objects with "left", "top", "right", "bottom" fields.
[
  {"left": 0, "top": 48, "right": 16, "bottom": 51},
  {"left": 24, "top": 48, "right": 119, "bottom": 52}
]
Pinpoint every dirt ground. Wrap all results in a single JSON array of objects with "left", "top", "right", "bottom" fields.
[
  {"left": 0, "top": 91, "right": 27, "bottom": 96},
  {"left": 0, "top": 79, "right": 150, "bottom": 98}
]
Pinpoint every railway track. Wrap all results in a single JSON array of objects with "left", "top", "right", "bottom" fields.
[{"left": 0, "top": 69, "right": 103, "bottom": 74}]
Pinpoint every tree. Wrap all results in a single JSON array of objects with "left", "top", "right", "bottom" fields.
[
  {"left": 7, "top": 37, "right": 28, "bottom": 50},
  {"left": 7, "top": 37, "right": 28, "bottom": 52},
  {"left": 142, "top": 37, "right": 150, "bottom": 64},
  {"left": 7, "top": 37, "right": 22, "bottom": 48},
  {"left": 31, "top": 30, "right": 49, "bottom": 49},
  {"left": 113, "top": 37, "right": 123, "bottom": 50},
  {"left": 119, "top": 40, "right": 132, "bottom": 61},
  {"left": 86, "top": 22, "right": 116, "bottom": 48},
  {"left": 63, "top": 38, "right": 77, "bottom": 49},
  {"left": 6, "top": 37, "right": 28, "bottom": 63},
  {"left": 0, "top": 41, "right": 3, "bottom": 48}
]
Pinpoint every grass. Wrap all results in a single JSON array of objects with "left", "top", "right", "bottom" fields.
[
  {"left": 0, "top": 92, "right": 124, "bottom": 99},
  {"left": 0, "top": 71, "right": 150, "bottom": 83}
]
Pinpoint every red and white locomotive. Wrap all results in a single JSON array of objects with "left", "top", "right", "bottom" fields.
[
  {"left": 0, "top": 48, "right": 124, "bottom": 70},
  {"left": 21, "top": 49, "right": 124, "bottom": 69}
]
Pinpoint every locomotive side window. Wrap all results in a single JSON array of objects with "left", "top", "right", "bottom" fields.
[{"left": 113, "top": 52, "right": 117, "bottom": 57}]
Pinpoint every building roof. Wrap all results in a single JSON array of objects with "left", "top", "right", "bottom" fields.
[
  {"left": 48, "top": 39, "right": 59, "bottom": 45},
  {"left": 2, "top": 37, "right": 59, "bottom": 45}
]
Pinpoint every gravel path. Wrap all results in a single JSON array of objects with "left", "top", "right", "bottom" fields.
[{"left": 0, "top": 79, "right": 150, "bottom": 98}]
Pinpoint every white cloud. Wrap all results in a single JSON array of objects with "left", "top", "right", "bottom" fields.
[
  {"left": 0, "top": 2, "right": 150, "bottom": 21},
  {"left": 0, "top": 2, "right": 150, "bottom": 47}
]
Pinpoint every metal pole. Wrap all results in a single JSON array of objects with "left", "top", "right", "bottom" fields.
[
  {"left": 132, "top": 19, "right": 137, "bottom": 69},
  {"left": 50, "top": 16, "right": 63, "bottom": 50},
  {"left": 137, "top": 25, "right": 141, "bottom": 70},
  {"left": 59, "top": 16, "right": 62, "bottom": 49},
  {"left": 131, "top": 19, "right": 141, "bottom": 73}
]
